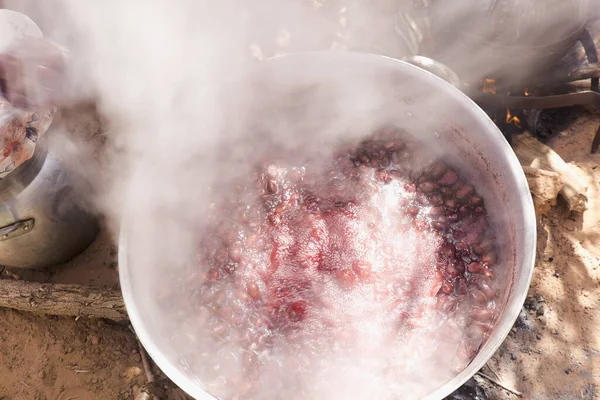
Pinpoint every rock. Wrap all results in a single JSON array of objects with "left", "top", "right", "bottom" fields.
[
  {"left": 445, "top": 378, "right": 488, "bottom": 400},
  {"left": 536, "top": 295, "right": 546, "bottom": 303},
  {"left": 516, "top": 308, "right": 536, "bottom": 331},
  {"left": 133, "top": 383, "right": 166, "bottom": 400},
  {"left": 536, "top": 304, "right": 546, "bottom": 317},
  {"left": 134, "top": 391, "right": 153, "bottom": 400},
  {"left": 524, "top": 296, "right": 537, "bottom": 311},
  {"left": 90, "top": 336, "right": 100, "bottom": 346},
  {"left": 124, "top": 367, "right": 143, "bottom": 381},
  {"left": 582, "top": 384, "right": 599, "bottom": 398},
  {"left": 521, "top": 166, "right": 563, "bottom": 216}
]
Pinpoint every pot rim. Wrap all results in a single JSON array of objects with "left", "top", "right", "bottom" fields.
[{"left": 118, "top": 51, "right": 536, "bottom": 400}]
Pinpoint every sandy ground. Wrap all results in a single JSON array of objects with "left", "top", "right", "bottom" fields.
[
  {"left": 480, "top": 111, "right": 600, "bottom": 400},
  {"left": 0, "top": 307, "right": 142, "bottom": 400},
  {"left": 0, "top": 229, "right": 192, "bottom": 400}
]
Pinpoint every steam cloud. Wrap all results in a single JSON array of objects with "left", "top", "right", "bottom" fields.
[{"left": 1, "top": 0, "right": 553, "bottom": 398}]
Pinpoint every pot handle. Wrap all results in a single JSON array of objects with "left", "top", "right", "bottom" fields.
[
  {"left": 401, "top": 55, "right": 461, "bottom": 89},
  {"left": 0, "top": 218, "right": 34, "bottom": 241}
]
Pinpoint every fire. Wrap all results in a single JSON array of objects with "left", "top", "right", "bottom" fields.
[
  {"left": 505, "top": 109, "right": 522, "bottom": 127},
  {"left": 478, "top": 78, "right": 525, "bottom": 129},
  {"left": 482, "top": 78, "right": 496, "bottom": 94}
]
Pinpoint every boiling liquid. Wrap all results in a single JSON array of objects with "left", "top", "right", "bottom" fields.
[{"left": 168, "top": 133, "right": 500, "bottom": 399}]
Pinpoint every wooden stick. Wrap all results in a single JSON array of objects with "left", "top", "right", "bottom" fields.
[
  {"left": 138, "top": 337, "right": 155, "bottom": 383},
  {"left": 477, "top": 372, "right": 523, "bottom": 397},
  {"left": 512, "top": 132, "right": 588, "bottom": 213},
  {"left": 0, "top": 279, "right": 127, "bottom": 321}
]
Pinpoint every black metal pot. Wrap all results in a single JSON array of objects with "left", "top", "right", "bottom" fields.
[{"left": 424, "top": 0, "right": 591, "bottom": 84}]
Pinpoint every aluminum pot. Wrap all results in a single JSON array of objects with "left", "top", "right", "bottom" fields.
[
  {"left": 0, "top": 133, "right": 99, "bottom": 268},
  {"left": 119, "top": 51, "right": 536, "bottom": 400}
]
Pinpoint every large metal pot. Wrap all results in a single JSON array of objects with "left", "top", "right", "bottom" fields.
[
  {"left": 425, "top": 0, "right": 591, "bottom": 84},
  {"left": 0, "top": 9, "right": 99, "bottom": 268},
  {"left": 0, "top": 133, "right": 99, "bottom": 268},
  {"left": 119, "top": 51, "right": 536, "bottom": 399}
]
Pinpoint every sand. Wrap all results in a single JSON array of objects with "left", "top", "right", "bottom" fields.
[{"left": 479, "top": 111, "right": 600, "bottom": 400}]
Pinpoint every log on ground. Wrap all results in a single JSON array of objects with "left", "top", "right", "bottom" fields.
[
  {"left": 513, "top": 132, "right": 588, "bottom": 213},
  {"left": 0, "top": 279, "right": 127, "bottom": 321},
  {"left": 522, "top": 166, "right": 563, "bottom": 217}
]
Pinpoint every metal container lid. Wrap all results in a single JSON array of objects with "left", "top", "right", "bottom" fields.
[{"left": 0, "top": 10, "right": 56, "bottom": 181}]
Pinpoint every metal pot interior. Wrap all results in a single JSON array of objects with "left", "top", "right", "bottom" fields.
[{"left": 120, "top": 52, "right": 536, "bottom": 400}]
